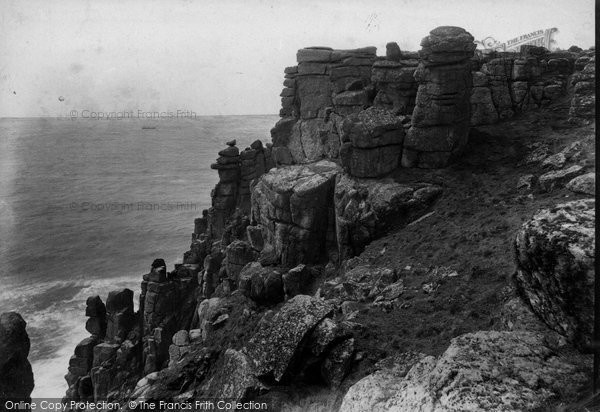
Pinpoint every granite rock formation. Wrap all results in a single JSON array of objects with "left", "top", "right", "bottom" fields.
[
  {"left": 341, "top": 331, "right": 590, "bottom": 411},
  {"left": 0, "top": 312, "right": 34, "bottom": 401},
  {"left": 251, "top": 160, "right": 340, "bottom": 267},
  {"left": 402, "top": 26, "right": 476, "bottom": 168},
  {"left": 208, "top": 140, "right": 274, "bottom": 239},
  {"left": 338, "top": 107, "right": 405, "bottom": 177},
  {"left": 56, "top": 26, "right": 594, "bottom": 410},
  {"left": 569, "top": 54, "right": 595, "bottom": 124},
  {"left": 514, "top": 199, "right": 595, "bottom": 347}
]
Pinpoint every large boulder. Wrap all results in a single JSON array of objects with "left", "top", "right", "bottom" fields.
[
  {"left": 0, "top": 312, "right": 34, "bottom": 400},
  {"left": 105, "top": 288, "right": 135, "bottom": 342},
  {"left": 566, "top": 172, "right": 595, "bottom": 195},
  {"left": 322, "top": 265, "right": 399, "bottom": 302},
  {"left": 538, "top": 165, "right": 585, "bottom": 192},
  {"left": 341, "top": 331, "right": 590, "bottom": 411},
  {"left": 85, "top": 295, "right": 107, "bottom": 338},
  {"left": 341, "top": 352, "right": 426, "bottom": 412},
  {"left": 199, "top": 349, "right": 264, "bottom": 402},
  {"left": 238, "top": 262, "right": 284, "bottom": 305},
  {"left": 251, "top": 160, "right": 340, "bottom": 267},
  {"left": 244, "top": 295, "right": 333, "bottom": 381},
  {"left": 224, "top": 240, "right": 257, "bottom": 284},
  {"left": 514, "top": 199, "right": 594, "bottom": 347}
]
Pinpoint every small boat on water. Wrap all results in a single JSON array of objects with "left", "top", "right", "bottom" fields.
[{"left": 141, "top": 126, "right": 157, "bottom": 130}]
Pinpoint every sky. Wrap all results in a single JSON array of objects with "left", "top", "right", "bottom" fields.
[{"left": 0, "top": 0, "right": 595, "bottom": 117}]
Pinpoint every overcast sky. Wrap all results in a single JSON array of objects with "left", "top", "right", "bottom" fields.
[{"left": 0, "top": 0, "right": 594, "bottom": 117}]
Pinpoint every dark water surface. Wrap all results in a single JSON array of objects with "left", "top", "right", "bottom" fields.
[{"left": 0, "top": 115, "right": 277, "bottom": 396}]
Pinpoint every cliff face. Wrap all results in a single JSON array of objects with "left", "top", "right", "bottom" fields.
[
  {"left": 58, "top": 25, "right": 595, "bottom": 409},
  {"left": 0, "top": 312, "right": 34, "bottom": 401}
]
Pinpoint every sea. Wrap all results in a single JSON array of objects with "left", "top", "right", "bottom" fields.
[{"left": 0, "top": 115, "right": 278, "bottom": 397}]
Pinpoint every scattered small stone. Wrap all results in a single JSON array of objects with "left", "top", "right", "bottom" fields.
[
  {"left": 422, "top": 283, "right": 437, "bottom": 294},
  {"left": 226, "top": 139, "right": 236, "bottom": 147},
  {"left": 541, "top": 152, "right": 566, "bottom": 169},
  {"left": 517, "top": 175, "right": 536, "bottom": 191},
  {"left": 538, "top": 165, "right": 585, "bottom": 192}
]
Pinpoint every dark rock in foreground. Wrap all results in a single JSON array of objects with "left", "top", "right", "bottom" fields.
[
  {"left": 244, "top": 295, "right": 333, "bottom": 381},
  {"left": 514, "top": 199, "right": 595, "bottom": 348},
  {"left": 341, "top": 331, "right": 590, "bottom": 411},
  {"left": 0, "top": 312, "right": 34, "bottom": 400}
]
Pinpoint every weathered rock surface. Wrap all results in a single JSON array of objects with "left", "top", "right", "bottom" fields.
[
  {"left": 85, "top": 295, "right": 107, "bottom": 339},
  {"left": 339, "top": 107, "right": 405, "bottom": 177},
  {"left": 341, "top": 331, "right": 590, "bottom": 411},
  {"left": 538, "top": 165, "right": 585, "bottom": 192},
  {"left": 206, "top": 141, "right": 272, "bottom": 239},
  {"left": 0, "top": 312, "right": 34, "bottom": 400},
  {"left": 251, "top": 160, "right": 340, "bottom": 267},
  {"left": 335, "top": 174, "right": 442, "bottom": 259},
  {"left": 514, "top": 199, "right": 595, "bottom": 346},
  {"left": 199, "top": 349, "right": 264, "bottom": 402},
  {"left": 238, "top": 262, "right": 284, "bottom": 305},
  {"left": 404, "top": 26, "right": 475, "bottom": 168},
  {"left": 372, "top": 60, "right": 418, "bottom": 115},
  {"left": 322, "top": 265, "right": 399, "bottom": 302},
  {"left": 341, "top": 352, "right": 426, "bottom": 412},
  {"left": 105, "top": 289, "right": 134, "bottom": 342},
  {"left": 282, "top": 264, "right": 315, "bottom": 299},
  {"left": 566, "top": 172, "right": 595, "bottom": 195},
  {"left": 569, "top": 56, "right": 595, "bottom": 124},
  {"left": 244, "top": 295, "right": 333, "bottom": 381}
]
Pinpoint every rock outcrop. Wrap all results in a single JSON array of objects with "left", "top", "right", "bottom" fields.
[
  {"left": 402, "top": 26, "right": 476, "bottom": 168},
  {"left": 251, "top": 160, "right": 340, "bottom": 267},
  {"left": 338, "top": 107, "right": 405, "bottom": 177},
  {"left": 514, "top": 199, "right": 595, "bottom": 347},
  {"left": 341, "top": 331, "right": 590, "bottom": 411},
  {"left": 63, "top": 259, "right": 198, "bottom": 401},
  {"left": 208, "top": 141, "right": 274, "bottom": 239},
  {"left": 0, "top": 312, "right": 34, "bottom": 401},
  {"left": 569, "top": 54, "right": 595, "bottom": 124},
  {"left": 334, "top": 175, "right": 441, "bottom": 259},
  {"left": 272, "top": 47, "right": 378, "bottom": 165},
  {"left": 470, "top": 47, "right": 587, "bottom": 126},
  {"left": 244, "top": 295, "right": 334, "bottom": 382}
]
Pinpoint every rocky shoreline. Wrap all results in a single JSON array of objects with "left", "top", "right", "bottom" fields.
[{"left": 1, "top": 26, "right": 595, "bottom": 411}]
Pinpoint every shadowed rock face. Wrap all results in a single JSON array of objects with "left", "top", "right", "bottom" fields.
[
  {"left": 244, "top": 295, "right": 334, "bottom": 382},
  {"left": 251, "top": 160, "right": 341, "bottom": 267},
  {"left": 0, "top": 312, "right": 34, "bottom": 400},
  {"left": 514, "top": 199, "right": 595, "bottom": 347}
]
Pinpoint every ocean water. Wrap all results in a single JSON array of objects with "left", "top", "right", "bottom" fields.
[{"left": 0, "top": 115, "right": 278, "bottom": 397}]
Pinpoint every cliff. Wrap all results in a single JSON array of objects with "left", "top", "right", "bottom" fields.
[{"left": 55, "top": 26, "right": 595, "bottom": 410}]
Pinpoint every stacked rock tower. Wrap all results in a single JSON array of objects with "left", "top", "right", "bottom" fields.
[{"left": 402, "top": 26, "right": 477, "bottom": 168}]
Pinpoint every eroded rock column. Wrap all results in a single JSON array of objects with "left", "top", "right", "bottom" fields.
[{"left": 403, "top": 26, "right": 476, "bottom": 168}]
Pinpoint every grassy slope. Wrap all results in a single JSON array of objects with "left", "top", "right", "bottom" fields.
[{"left": 318, "top": 97, "right": 594, "bottom": 409}]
